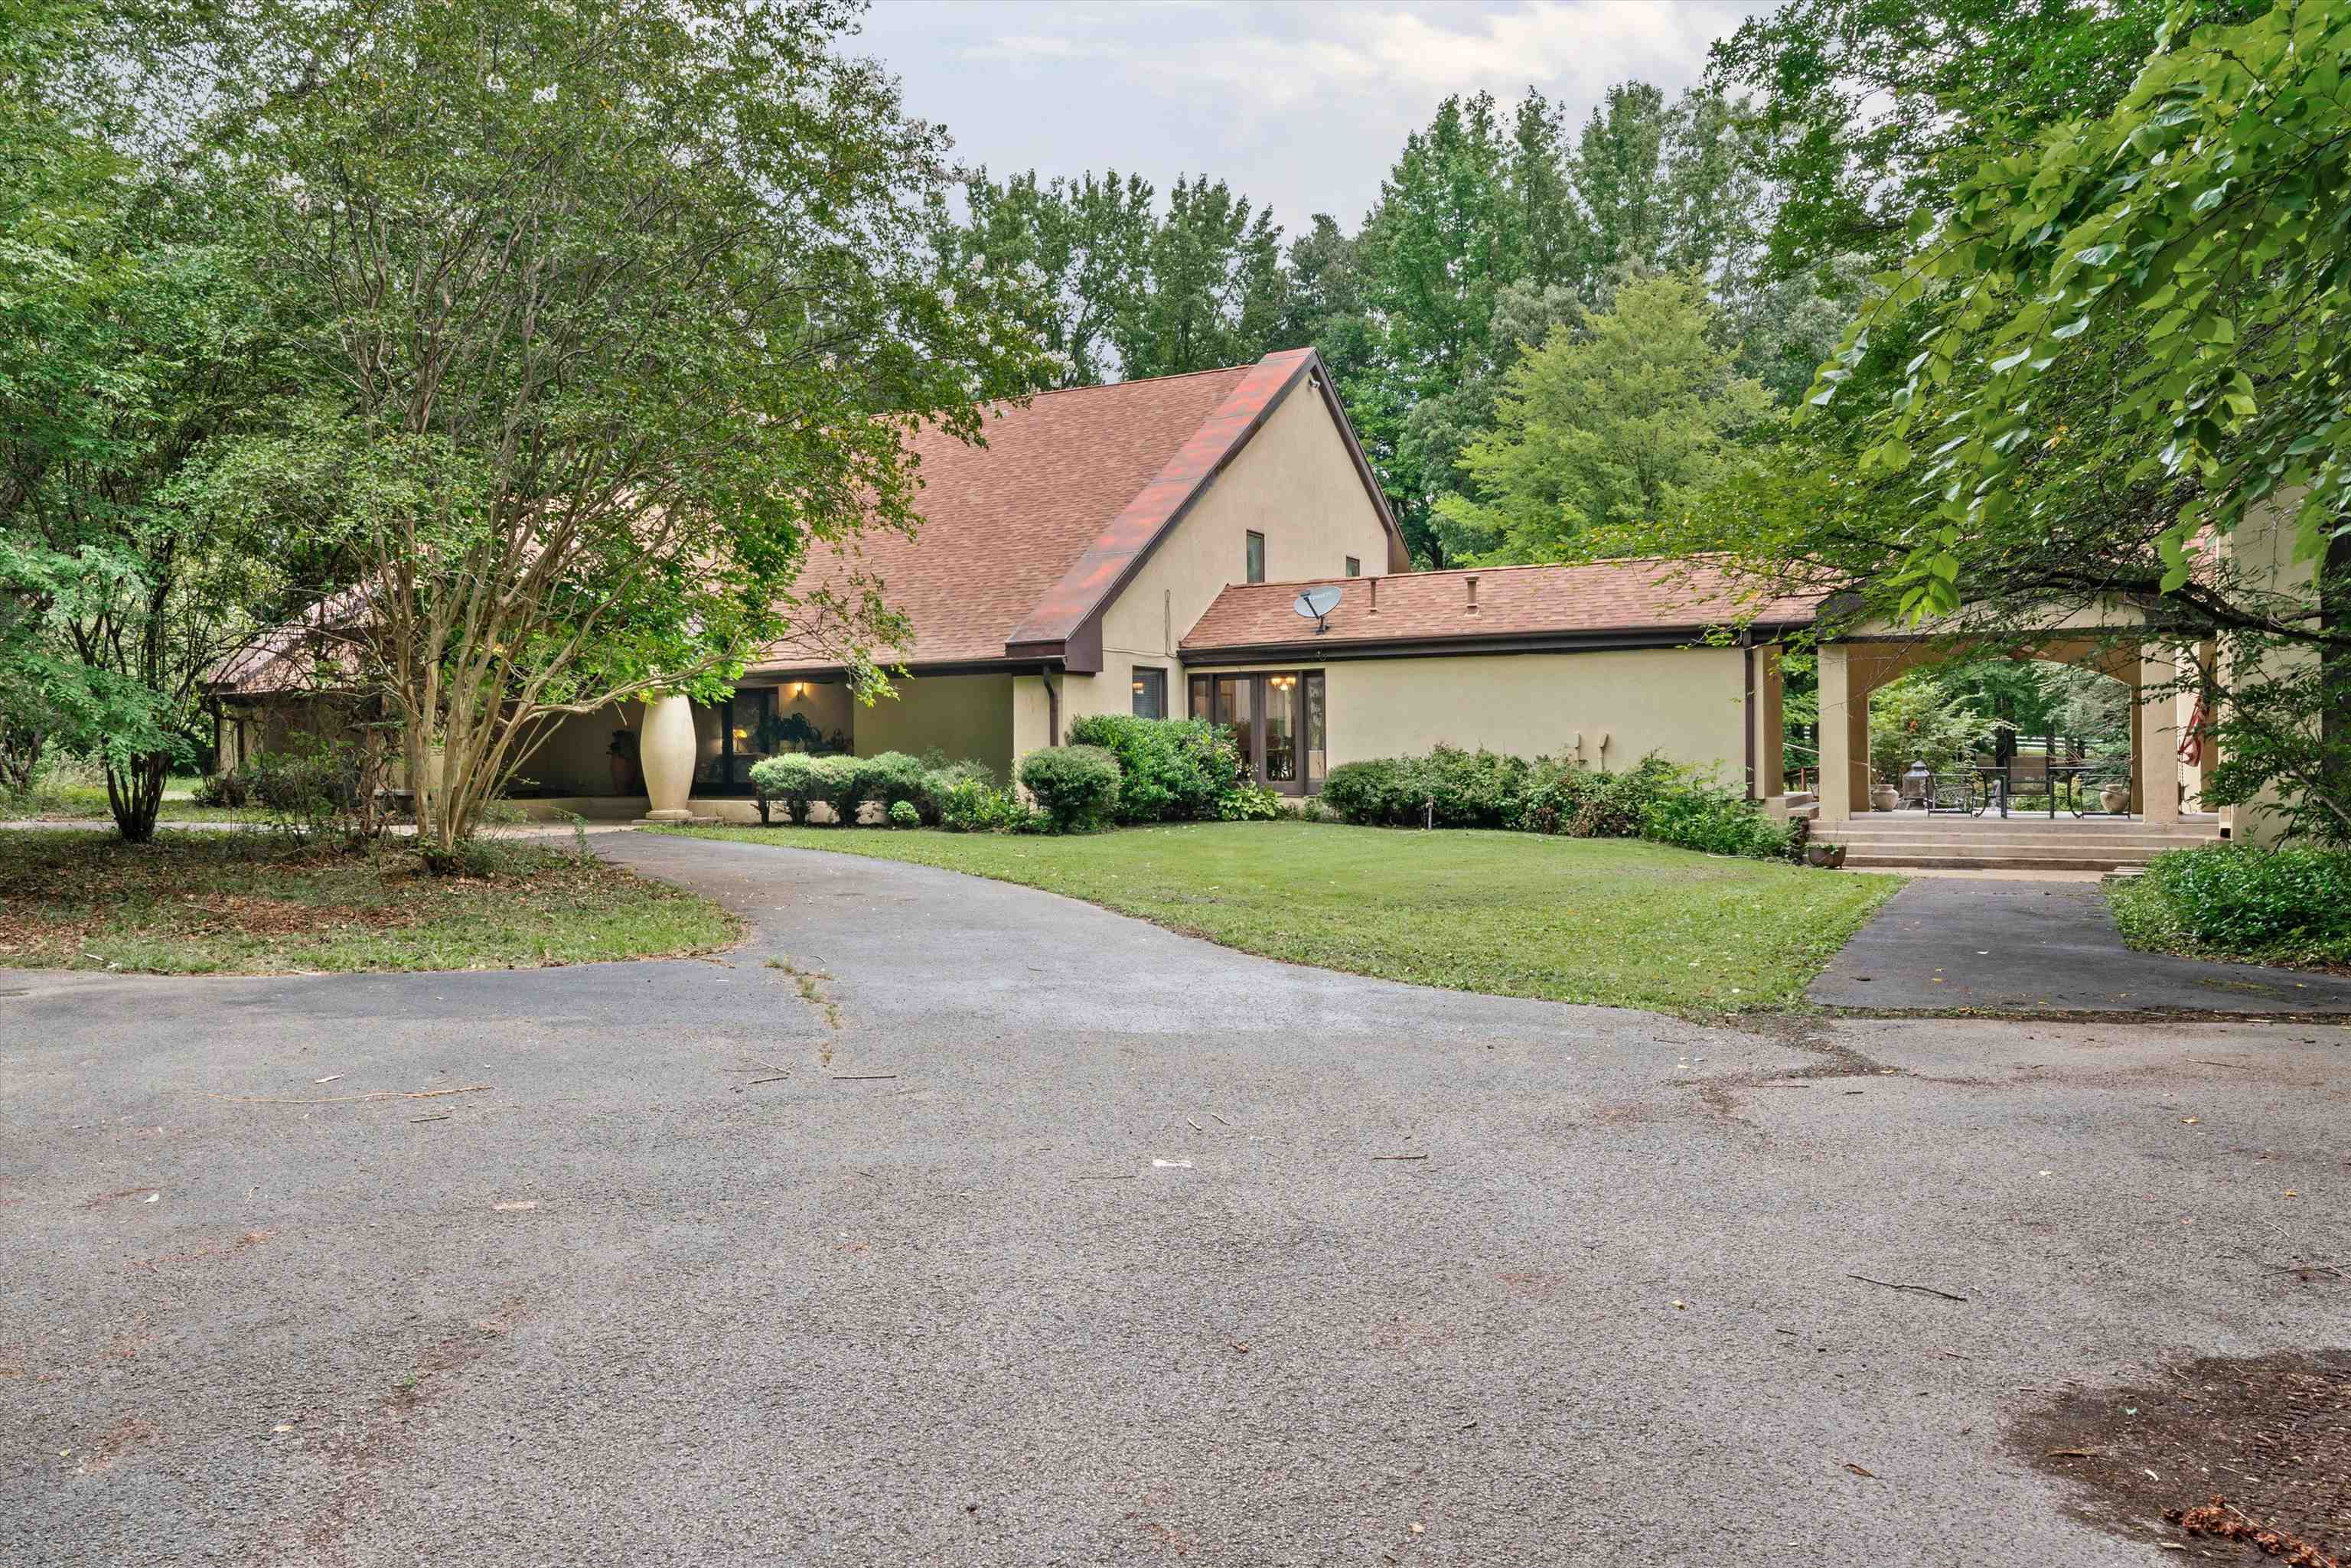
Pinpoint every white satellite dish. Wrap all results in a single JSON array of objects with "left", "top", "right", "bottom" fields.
[{"left": 1293, "top": 585, "right": 1342, "bottom": 634}]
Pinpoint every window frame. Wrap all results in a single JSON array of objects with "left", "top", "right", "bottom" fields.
[
  {"left": 1345, "top": 556, "right": 1361, "bottom": 578},
  {"left": 1245, "top": 530, "right": 1266, "bottom": 584},
  {"left": 1191, "top": 669, "right": 1325, "bottom": 796}
]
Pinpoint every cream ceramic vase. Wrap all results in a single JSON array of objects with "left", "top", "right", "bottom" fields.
[{"left": 639, "top": 694, "right": 696, "bottom": 820}]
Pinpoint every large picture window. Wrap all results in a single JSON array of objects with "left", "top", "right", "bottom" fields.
[{"left": 1190, "top": 670, "right": 1325, "bottom": 795}]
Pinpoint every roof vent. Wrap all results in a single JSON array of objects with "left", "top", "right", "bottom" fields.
[{"left": 1465, "top": 575, "right": 1479, "bottom": 614}]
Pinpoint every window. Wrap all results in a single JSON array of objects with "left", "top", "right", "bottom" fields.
[
  {"left": 716, "top": 686, "right": 778, "bottom": 788},
  {"left": 1245, "top": 530, "right": 1265, "bottom": 584},
  {"left": 1345, "top": 556, "right": 1361, "bottom": 578},
  {"left": 1130, "top": 666, "right": 1167, "bottom": 719},
  {"left": 1195, "top": 670, "right": 1326, "bottom": 795}
]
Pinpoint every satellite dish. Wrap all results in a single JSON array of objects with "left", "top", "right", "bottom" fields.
[{"left": 1293, "top": 585, "right": 1343, "bottom": 634}]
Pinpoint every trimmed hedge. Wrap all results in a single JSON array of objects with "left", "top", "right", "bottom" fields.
[
  {"left": 1324, "top": 746, "right": 1794, "bottom": 862},
  {"left": 1065, "top": 714, "right": 1238, "bottom": 823},
  {"left": 1017, "top": 744, "right": 1123, "bottom": 833}
]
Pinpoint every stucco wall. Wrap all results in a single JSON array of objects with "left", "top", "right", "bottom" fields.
[
  {"left": 856, "top": 673, "right": 1016, "bottom": 778},
  {"left": 1067, "top": 383, "right": 1395, "bottom": 735},
  {"left": 1187, "top": 644, "right": 1751, "bottom": 782}
]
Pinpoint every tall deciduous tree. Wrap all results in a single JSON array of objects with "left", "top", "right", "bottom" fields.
[
  {"left": 1437, "top": 272, "right": 1769, "bottom": 563},
  {"left": 202, "top": 0, "right": 1048, "bottom": 861}
]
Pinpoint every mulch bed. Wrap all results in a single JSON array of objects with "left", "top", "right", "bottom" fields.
[{"left": 2014, "top": 1348, "right": 2351, "bottom": 1563}]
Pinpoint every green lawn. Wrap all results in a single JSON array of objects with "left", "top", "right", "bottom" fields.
[
  {"left": 2, "top": 774, "right": 269, "bottom": 824},
  {"left": 658, "top": 820, "right": 1902, "bottom": 1015},
  {"left": 0, "top": 830, "right": 739, "bottom": 975}
]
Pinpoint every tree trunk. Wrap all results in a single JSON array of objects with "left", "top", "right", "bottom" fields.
[
  {"left": 0, "top": 721, "right": 40, "bottom": 797},
  {"left": 2321, "top": 523, "right": 2351, "bottom": 822},
  {"left": 107, "top": 754, "right": 170, "bottom": 844}
]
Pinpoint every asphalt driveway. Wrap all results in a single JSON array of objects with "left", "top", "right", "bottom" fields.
[{"left": 5, "top": 832, "right": 2346, "bottom": 1566}]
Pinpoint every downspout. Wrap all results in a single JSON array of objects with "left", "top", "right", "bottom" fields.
[
  {"left": 1043, "top": 666, "right": 1061, "bottom": 747},
  {"left": 1742, "top": 632, "right": 1757, "bottom": 801}
]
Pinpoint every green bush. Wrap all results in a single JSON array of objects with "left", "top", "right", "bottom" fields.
[
  {"left": 1017, "top": 744, "right": 1123, "bottom": 833},
  {"left": 748, "top": 753, "right": 820, "bottom": 825},
  {"left": 1639, "top": 784, "right": 1792, "bottom": 861},
  {"left": 1322, "top": 746, "right": 1528, "bottom": 828},
  {"left": 1521, "top": 755, "right": 1685, "bottom": 839},
  {"left": 887, "top": 799, "right": 921, "bottom": 828},
  {"left": 937, "top": 774, "right": 1034, "bottom": 833},
  {"left": 2112, "top": 843, "right": 2351, "bottom": 964},
  {"left": 200, "top": 747, "right": 351, "bottom": 813},
  {"left": 916, "top": 759, "right": 995, "bottom": 826},
  {"left": 1215, "top": 782, "right": 1286, "bottom": 821},
  {"left": 1065, "top": 714, "right": 1239, "bottom": 823},
  {"left": 805, "top": 754, "right": 866, "bottom": 826},
  {"left": 859, "top": 751, "right": 930, "bottom": 813}
]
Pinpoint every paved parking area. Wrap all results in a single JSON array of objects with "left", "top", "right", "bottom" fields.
[{"left": 5, "top": 833, "right": 2346, "bottom": 1565}]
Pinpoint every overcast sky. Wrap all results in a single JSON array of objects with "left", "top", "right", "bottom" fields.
[{"left": 849, "top": 0, "right": 1770, "bottom": 235}]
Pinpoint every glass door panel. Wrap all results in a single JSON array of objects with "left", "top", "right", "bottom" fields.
[
  {"left": 1262, "top": 673, "right": 1299, "bottom": 789},
  {"left": 1214, "top": 676, "right": 1256, "bottom": 780},
  {"left": 1303, "top": 673, "right": 1326, "bottom": 790},
  {"left": 726, "top": 689, "right": 778, "bottom": 788}
]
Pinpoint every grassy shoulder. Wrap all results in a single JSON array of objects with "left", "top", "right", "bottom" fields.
[
  {"left": 0, "top": 830, "right": 739, "bottom": 975},
  {"left": 2, "top": 774, "right": 269, "bottom": 824},
  {"left": 657, "top": 819, "right": 1902, "bottom": 1015}
]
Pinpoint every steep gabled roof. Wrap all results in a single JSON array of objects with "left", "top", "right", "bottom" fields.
[
  {"left": 755, "top": 348, "right": 1406, "bottom": 675},
  {"left": 1181, "top": 558, "right": 1821, "bottom": 663}
]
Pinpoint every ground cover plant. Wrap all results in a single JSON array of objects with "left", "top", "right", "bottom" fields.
[
  {"left": 657, "top": 819, "right": 1898, "bottom": 1015},
  {"left": 0, "top": 830, "right": 738, "bottom": 975},
  {"left": 2108, "top": 844, "right": 2351, "bottom": 973}
]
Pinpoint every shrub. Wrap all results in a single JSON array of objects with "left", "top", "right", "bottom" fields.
[
  {"left": 748, "top": 753, "right": 820, "bottom": 825},
  {"left": 1638, "top": 784, "right": 1792, "bottom": 861},
  {"left": 859, "top": 751, "right": 929, "bottom": 813},
  {"left": 887, "top": 799, "right": 921, "bottom": 828},
  {"left": 806, "top": 754, "right": 867, "bottom": 825},
  {"left": 1018, "top": 744, "right": 1122, "bottom": 833},
  {"left": 2115, "top": 843, "right": 2351, "bottom": 963},
  {"left": 1322, "top": 746, "right": 1528, "bottom": 828},
  {"left": 916, "top": 758, "right": 994, "bottom": 826},
  {"left": 1065, "top": 714, "right": 1238, "bottom": 823},
  {"left": 937, "top": 774, "right": 1034, "bottom": 833},
  {"left": 1215, "top": 782, "right": 1286, "bottom": 821}
]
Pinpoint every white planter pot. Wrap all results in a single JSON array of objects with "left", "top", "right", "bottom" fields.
[{"left": 1871, "top": 785, "right": 1899, "bottom": 812}]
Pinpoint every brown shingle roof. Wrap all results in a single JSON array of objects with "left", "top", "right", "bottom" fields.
[
  {"left": 755, "top": 363, "right": 1261, "bottom": 672},
  {"left": 1181, "top": 558, "right": 1820, "bottom": 658}
]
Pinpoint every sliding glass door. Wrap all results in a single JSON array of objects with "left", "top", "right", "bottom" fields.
[{"left": 1189, "top": 671, "right": 1325, "bottom": 795}]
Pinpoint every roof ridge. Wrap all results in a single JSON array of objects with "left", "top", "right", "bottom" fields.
[
  {"left": 1237, "top": 554, "right": 1736, "bottom": 591},
  {"left": 1009, "top": 360, "right": 1266, "bottom": 403}
]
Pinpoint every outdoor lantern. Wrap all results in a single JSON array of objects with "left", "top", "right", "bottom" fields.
[{"left": 1905, "top": 759, "right": 1932, "bottom": 803}]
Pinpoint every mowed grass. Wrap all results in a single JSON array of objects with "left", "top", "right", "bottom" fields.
[
  {"left": 662, "top": 820, "right": 1902, "bottom": 1015},
  {"left": 0, "top": 830, "right": 739, "bottom": 975},
  {"left": 2, "top": 774, "right": 269, "bottom": 823}
]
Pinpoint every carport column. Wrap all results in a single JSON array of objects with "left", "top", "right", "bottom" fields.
[
  {"left": 1751, "top": 644, "right": 1785, "bottom": 800},
  {"left": 639, "top": 693, "right": 696, "bottom": 821},
  {"left": 2137, "top": 646, "right": 2180, "bottom": 825},
  {"left": 1817, "top": 643, "right": 1856, "bottom": 822}
]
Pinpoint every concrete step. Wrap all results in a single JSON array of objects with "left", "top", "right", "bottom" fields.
[
  {"left": 1837, "top": 853, "right": 2152, "bottom": 872},
  {"left": 1813, "top": 833, "right": 2215, "bottom": 852}
]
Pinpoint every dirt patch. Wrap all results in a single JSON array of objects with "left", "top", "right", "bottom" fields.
[{"left": 2013, "top": 1349, "right": 2351, "bottom": 1562}]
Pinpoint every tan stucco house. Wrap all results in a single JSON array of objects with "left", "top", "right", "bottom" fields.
[{"left": 207, "top": 348, "right": 1837, "bottom": 820}]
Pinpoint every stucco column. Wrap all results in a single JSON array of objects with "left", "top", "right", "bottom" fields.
[
  {"left": 1752, "top": 645, "right": 1785, "bottom": 800},
  {"left": 2138, "top": 646, "right": 2180, "bottom": 825},
  {"left": 1817, "top": 644, "right": 1854, "bottom": 822},
  {"left": 639, "top": 693, "right": 696, "bottom": 821}
]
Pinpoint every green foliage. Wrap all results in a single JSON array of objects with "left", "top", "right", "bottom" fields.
[
  {"left": 1213, "top": 784, "right": 1286, "bottom": 822},
  {"left": 857, "top": 751, "right": 930, "bottom": 813},
  {"left": 804, "top": 755, "right": 866, "bottom": 827},
  {"left": 935, "top": 774, "right": 1035, "bottom": 835},
  {"left": 1867, "top": 675, "right": 2001, "bottom": 784},
  {"left": 2110, "top": 843, "right": 2351, "bottom": 966},
  {"left": 1813, "top": 0, "right": 2351, "bottom": 612},
  {"left": 1329, "top": 748, "right": 1792, "bottom": 862},
  {"left": 1016, "top": 745, "right": 1123, "bottom": 834},
  {"left": 748, "top": 752, "right": 820, "bottom": 826},
  {"left": 1439, "top": 273, "right": 1771, "bottom": 562},
  {"left": 886, "top": 799, "right": 920, "bottom": 829},
  {"left": 1064, "top": 714, "right": 1239, "bottom": 823}
]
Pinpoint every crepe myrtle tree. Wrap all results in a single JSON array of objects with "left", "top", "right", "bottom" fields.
[{"left": 198, "top": 0, "right": 1051, "bottom": 862}]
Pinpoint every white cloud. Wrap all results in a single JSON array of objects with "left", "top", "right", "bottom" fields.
[{"left": 856, "top": 0, "right": 1769, "bottom": 227}]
